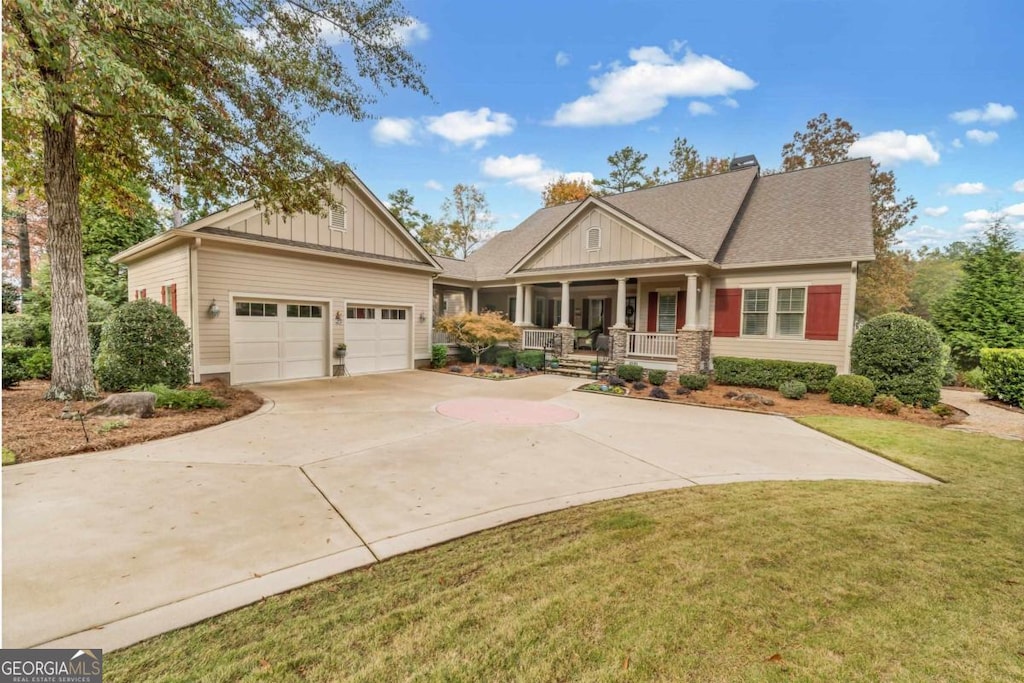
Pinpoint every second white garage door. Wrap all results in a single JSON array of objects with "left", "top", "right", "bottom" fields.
[{"left": 344, "top": 305, "right": 411, "bottom": 374}]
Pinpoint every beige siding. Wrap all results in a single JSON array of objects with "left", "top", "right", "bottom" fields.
[
  {"left": 709, "top": 264, "right": 853, "bottom": 372},
  {"left": 220, "top": 184, "right": 423, "bottom": 263},
  {"left": 524, "top": 208, "right": 675, "bottom": 270},
  {"left": 195, "top": 245, "right": 431, "bottom": 372},
  {"left": 126, "top": 244, "right": 192, "bottom": 330}
]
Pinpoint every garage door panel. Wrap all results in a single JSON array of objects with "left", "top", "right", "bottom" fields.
[
  {"left": 235, "top": 321, "right": 280, "bottom": 341},
  {"left": 343, "top": 308, "right": 411, "bottom": 375},
  {"left": 231, "top": 299, "right": 327, "bottom": 383},
  {"left": 283, "top": 340, "right": 325, "bottom": 359},
  {"left": 233, "top": 341, "right": 281, "bottom": 363}
]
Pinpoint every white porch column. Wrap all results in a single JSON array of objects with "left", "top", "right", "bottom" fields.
[
  {"left": 684, "top": 273, "right": 699, "bottom": 330},
  {"left": 523, "top": 284, "right": 534, "bottom": 326},
  {"left": 699, "top": 276, "right": 711, "bottom": 328},
  {"left": 559, "top": 281, "right": 572, "bottom": 326},
  {"left": 514, "top": 283, "right": 525, "bottom": 325},
  {"left": 471, "top": 288, "right": 479, "bottom": 314},
  {"left": 613, "top": 277, "right": 628, "bottom": 329}
]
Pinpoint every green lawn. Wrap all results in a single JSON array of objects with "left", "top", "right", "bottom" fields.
[{"left": 108, "top": 418, "right": 1023, "bottom": 682}]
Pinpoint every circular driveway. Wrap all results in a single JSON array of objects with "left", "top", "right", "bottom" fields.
[{"left": 2, "top": 371, "right": 932, "bottom": 652}]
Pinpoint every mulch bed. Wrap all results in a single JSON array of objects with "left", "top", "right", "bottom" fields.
[
  {"left": 580, "top": 379, "right": 967, "bottom": 428},
  {"left": 2, "top": 379, "right": 264, "bottom": 464},
  {"left": 424, "top": 362, "right": 541, "bottom": 380}
]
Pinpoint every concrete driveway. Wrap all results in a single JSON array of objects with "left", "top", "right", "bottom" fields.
[{"left": 2, "top": 371, "right": 932, "bottom": 651}]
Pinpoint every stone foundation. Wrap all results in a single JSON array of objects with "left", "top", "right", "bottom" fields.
[
  {"left": 557, "top": 325, "right": 576, "bottom": 357},
  {"left": 610, "top": 327, "right": 628, "bottom": 364},
  {"left": 676, "top": 329, "right": 712, "bottom": 374}
]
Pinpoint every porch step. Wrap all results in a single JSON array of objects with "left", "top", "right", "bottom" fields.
[{"left": 546, "top": 356, "right": 617, "bottom": 379}]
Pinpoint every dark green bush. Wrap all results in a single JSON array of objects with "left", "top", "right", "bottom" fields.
[
  {"left": 946, "top": 331, "right": 984, "bottom": 371},
  {"left": 939, "top": 343, "right": 957, "bottom": 386},
  {"left": 2, "top": 314, "right": 44, "bottom": 348},
  {"left": 23, "top": 347, "right": 52, "bottom": 379},
  {"left": 495, "top": 349, "right": 517, "bottom": 367},
  {"left": 146, "top": 384, "right": 225, "bottom": 410},
  {"left": 431, "top": 344, "right": 449, "bottom": 369},
  {"left": 828, "top": 374, "right": 876, "bottom": 406},
  {"left": 2, "top": 345, "right": 29, "bottom": 389},
  {"left": 931, "top": 403, "right": 955, "bottom": 418},
  {"left": 778, "top": 380, "right": 807, "bottom": 400},
  {"left": 615, "top": 364, "right": 644, "bottom": 381},
  {"left": 676, "top": 374, "right": 709, "bottom": 390},
  {"left": 632, "top": 381, "right": 647, "bottom": 391},
  {"left": 851, "top": 313, "right": 943, "bottom": 407},
  {"left": 979, "top": 348, "right": 1024, "bottom": 408},
  {"left": 516, "top": 350, "right": 544, "bottom": 370},
  {"left": 94, "top": 299, "right": 191, "bottom": 392},
  {"left": 959, "top": 367, "right": 986, "bottom": 389},
  {"left": 458, "top": 345, "right": 500, "bottom": 364},
  {"left": 872, "top": 394, "right": 904, "bottom": 415},
  {"left": 647, "top": 369, "right": 667, "bottom": 386},
  {"left": 712, "top": 356, "right": 836, "bottom": 393}
]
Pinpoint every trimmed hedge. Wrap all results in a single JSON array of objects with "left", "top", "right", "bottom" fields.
[
  {"left": 647, "top": 369, "right": 667, "bottom": 386},
  {"left": 851, "top": 313, "right": 944, "bottom": 407},
  {"left": 516, "top": 350, "right": 544, "bottom": 370},
  {"left": 676, "top": 374, "right": 709, "bottom": 390},
  {"left": 712, "top": 356, "right": 836, "bottom": 393},
  {"left": 828, "top": 374, "right": 876, "bottom": 406},
  {"left": 495, "top": 349, "right": 517, "bottom": 367},
  {"left": 431, "top": 344, "right": 449, "bottom": 369},
  {"left": 615, "top": 364, "right": 644, "bottom": 381},
  {"left": 980, "top": 348, "right": 1024, "bottom": 408}
]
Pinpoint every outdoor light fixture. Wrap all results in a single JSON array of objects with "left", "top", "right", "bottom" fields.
[
  {"left": 207, "top": 299, "right": 220, "bottom": 318},
  {"left": 418, "top": 311, "right": 427, "bottom": 323}
]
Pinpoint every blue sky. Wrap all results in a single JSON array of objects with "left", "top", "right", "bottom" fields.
[{"left": 309, "top": 0, "right": 1023, "bottom": 251}]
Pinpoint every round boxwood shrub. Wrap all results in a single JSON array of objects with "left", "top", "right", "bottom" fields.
[
  {"left": 828, "top": 374, "right": 876, "bottom": 406},
  {"left": 851, "top": 313, "right": 944, "bottom": 407},
  {"left": 676, "top": 373, "right": 709, "bottom": 391},
  {"left": 778, "top": 380, "right": 807, "bottom": 400},
  {"left": 615, "top": 364, "right": 644, "bottom": 382},
  {"left": 94, "top": 299, "right": 191, "bottom": 392},
  {"left": 647, "top": 369, "right": 667, "bottom": 386}
]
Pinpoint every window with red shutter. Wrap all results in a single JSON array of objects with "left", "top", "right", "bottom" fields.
[
  {"left": 676, "top": 291, "right": 686, "bottom": 329},
  {"left": 805, "top": 285, "right": 842, "bottom": 340},
  {"left": 713, "top": 289, "right": 741, "bottom": 337},
  {"left": 169, "top": 284, "right": 178, "bottom": 314}
]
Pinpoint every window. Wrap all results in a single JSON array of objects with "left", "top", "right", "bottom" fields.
[
  {"left": 287, "top": 304, "right": 322, "bottom": 318},
  {"left": 235, "top": 302, "right": 278, "bottom": 317},
  {"left": 657, "top": 293, "right": 677, "bottom": 333},
  {"left": 346, "top": 306, "right": 375, "bottom": 319},
  {"left": 586, "top": 226, "right": 601, "bottom": 251},
  {"left": 741, "top": 289, "right": 769, "bottom": 336},
  {"left": 381, "top": 308, "right": 406, "bottom": 320},
  {"left": 330, "top": 202, "right": 346, "bottom": 231},
  {"left": 775, "top": 287, "right": 806, "bottom": 336},
  {"left": 553, "top": 298, "right": 562, "bottom": 326},
  {"left": 534, "top": 297, "right": 546, "bottom": 327},
  {"left": 160, "top": 284, "right": 178, "bottom": 314}
]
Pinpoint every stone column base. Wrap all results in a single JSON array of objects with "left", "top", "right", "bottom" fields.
[
  {"left": 557, "top": 325, "right": 576, "bottom": 357},
  {"left": 609, "top": 327, "right": 628, "bottom": 364},
  {"left": 677, "top": 329, "right": 712, "bottom": 374}
]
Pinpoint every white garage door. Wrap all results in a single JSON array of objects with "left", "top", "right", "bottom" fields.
[
  {"left": 231, "top": 300, "right": 327, "bottom": 384},
  {"left": 344, "top": 305, "right": 411, "bottom": 374}
]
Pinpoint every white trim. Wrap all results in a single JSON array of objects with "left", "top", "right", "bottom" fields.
[
  {"left": 189, "top": 240, "right": 201, "bottom": 383},
  {"left": 738, "top": 285, "right": 811, "bottom": 340},
  {"left": 585, "top": 226, "right": 601, "bottom": 251},
  {"left": 716, "top": 255, "right": 876, "bottom": 270},
  {"left": 844, "top": 261, "right": 858, "bottom": 373}
]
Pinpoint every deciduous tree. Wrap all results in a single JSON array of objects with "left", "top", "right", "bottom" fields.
[
  {"left": 668, "top": 138, "right": 730, "bottom": 181},
  {"left": 908, "top": 245, "right": 965, "bottom": 320},
  {"left": 541, "top": 175, "right": 593, "bottom": 207},
  {"left": 594, "top": 147, "right": 664, "bottom": 195},
  {"left": 441, "top": 184, "right": 491, "bottom": 259},
  {"left": 3, "top": 0, "right": 428, "bottom": 399},
  {"left": 434, "top": 311, "right": 518, "bottom": 365}
]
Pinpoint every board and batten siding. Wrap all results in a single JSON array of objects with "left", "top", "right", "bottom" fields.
[
  {"left": 709, "top": 264, "right": 853, "bottom": 372},
  {"left": 126, "top": 243, "right": 192, "bottom": 329},
  {"left": 524, "top": 208, "right": 675, "bottom": 270},
  {"left": 219, "top": 184, "right": 421, "bottom": 263},
  {"left": 195, "top": 246, "right": 431, "bottom": 372}
]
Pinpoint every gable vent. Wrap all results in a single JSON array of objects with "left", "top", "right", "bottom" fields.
[
  {"left": 586, "top": 226, "right": 601, "bottom": 251},
  {"left": 330, "top": 202, "right": 347, "bottom": 231}
]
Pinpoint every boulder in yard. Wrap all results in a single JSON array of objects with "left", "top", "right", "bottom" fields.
[{"left": 86, "top": 392, "right": 157, "bottom": 418}]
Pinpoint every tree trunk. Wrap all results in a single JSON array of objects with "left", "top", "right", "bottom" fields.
[
  {"left": 16, "top": 189, "right": 32, "bottom": 291},
  {"left": 43, "top": 110, "right": 96, "bottom": 400}
]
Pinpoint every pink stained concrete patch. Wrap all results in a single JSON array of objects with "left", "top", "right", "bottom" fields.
[{"left": 436, "top": 398, "right": 579, "bottom": 425}]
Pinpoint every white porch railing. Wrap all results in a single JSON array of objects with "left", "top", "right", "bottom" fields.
[
  {"left": 627, "top": 332, "right": 676, "bottom": 359},
  {"left": 523, "top": 328, "right": 561, "bottom": 350},
  {"left": 432, "top": 329, "right": 456, "bottom": 346}
]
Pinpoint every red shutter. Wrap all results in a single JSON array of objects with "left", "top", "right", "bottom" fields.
[
  {"left": 647, "top": 292, "right": 659, "bottom": 332},
  {"left": 170, "top": 283, "right": 178, "bottom": 314},
  {"left": 676, "top": 291, "right": 686, "bottom": 329},
  {"left": 713, "top": 289, "right": 741, "bottom": 337},
  {"left": 805, "top": 285, "right": 842, "bottom": 340},
  {"left": 140, "top": 288, "right": 147, "bottom": 300},
  {"left": 160, "top": 286, "right": 167, "bottom": 305}
]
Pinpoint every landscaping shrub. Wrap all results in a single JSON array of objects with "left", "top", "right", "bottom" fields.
[
  {"left": 851, "top": 313, "right": 944, "bottom": 407},
  {"left": 647, "top": 369, "right": 667, "bottom": 386},
  {"left": 872, "top": 394, "right": 904, "bottom": 415},
  {"left": 94, "top": 299, "right": 191, "bottom": 392},
  {"left": 146, "top": 384, "right": 225, "bottom": 410},
  {"left": 495, "top": 349, "right": 517, "bottom": 367},
  {"left": 946, "top": 331, "right": 984, "bottom": 371},
  {"left": 2, "top": 346, "right": 29, "bottom": 389},
  {"left": 778, "top": 380, "right": 807, "bottom": 400},
  {"left": 615, "top": 364, "right": 644, "bottom": 381},
  {"left": 828, "top": 374, "right": 876, "bottom": 406},
  {"left": 430, "top": 344, "right": 448, "bottom": 369},
  {"left": 675, "top": 386, "right": 692, "bottom": 395},
  {"left": 676, "top": 374, "right": 709, "bottom": 391},
  {"left": 632, "top": 381, "right": 647, "bottom": 391},
  {"left": 979, "top": 348, "right": 1024, "bottom": 408},
  {"left": 939, "top": 343, "right": 957, "bottom": 386},
  {"left": 516, "top": 350, "right": 544, "bottom": 370},
  {"left": 22, "top": 347, "right": 52, "bottom": 379},
  {"left": 2, "top": 314, "right": 44, "bottom": 348},
  {"left": 649, "top": 387, "right": 669, "bottom": 399},
  {"left": 931, "top": 403, "right": 955, "bottom": 418},
  {"left": 959, "top": 367, "right": 986, "bottom": 389},
  {"left": 608, "top": 375, "right": 626, "bottom": 388},
  {"left": 712, "top": 356, "right": 836, "bottom": 393}
]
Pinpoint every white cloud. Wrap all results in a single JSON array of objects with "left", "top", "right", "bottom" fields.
[
  {"left": 721, "top": 97, "right": 739, "bottom": 108},
  {"left": 555, "top": 51, "right": 571, "bottom": 67},
  {"left": 952, "top": 138, "right": 963, "bottom": 149},
  {"left": 923, "top": 206, "right": 949, "bottom": 217},
  {"left": 551, "top": 45, "right": 756, "bottom": 126},
  {"left": 847, "top": 130, "right": 940, "bottom": 166},
  {"left": 948, "top": 182, "right": 988, "bottom": 195},
  {"left": 895, "top": 224, "right": 954, "bottom": 250},
  {"left": 950, "top": 102, "right": 1017, "bottom": 125},
  {"left": 394, "top": 18, "right": 430, "bottom": 45},
  {"left": 480, "top": 154, "right": 595, "bottom": 193},
  {"left": 1005, "top": 202, "right": 1024, "bottom": 217},
  {"left": 965, "top": 129, "right": 998, "bottom": 145},
  {"left": 371, "top": 117, "right": 417, "bottom": 145},
  {"left": 424, "top": 179, "right": 443, "bottom": 192},
  {"left": 1013, "top": 179, "right": 1024, "bottom": 192},
  {"left": 964, "top": 208, "right": 998, "bottom": 223},
  {"left": 688, "top": 101, "right": 715, "bottom": 116},
  {"left": 425, "top": 108, "right": 515, "bottom": 149},
  {"left": 962, "top": 204, "right": 1024, "bottom": 227},
  {"left": 588, "top": 61, "right": 603, "bottom": 71}
]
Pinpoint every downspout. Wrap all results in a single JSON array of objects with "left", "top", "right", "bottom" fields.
[
  {"left": 844, "top": 260, "right": 858, "bottom": 374},
  {"left": 190, "top": 237, "right": 201, "bottom": 382}
]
